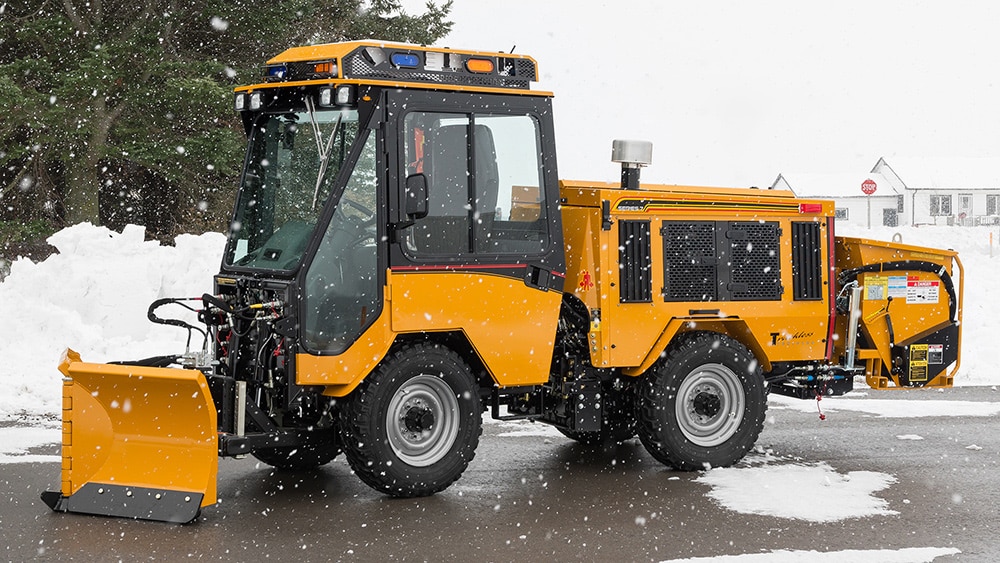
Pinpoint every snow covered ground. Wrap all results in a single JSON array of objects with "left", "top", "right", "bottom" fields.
[{"left": 0, "top": 222, "right": 994, "bottom": 561}]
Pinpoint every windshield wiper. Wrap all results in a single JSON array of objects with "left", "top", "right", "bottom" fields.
[{"left": 305, "top": 95, "right": 344, "bottom": 210}]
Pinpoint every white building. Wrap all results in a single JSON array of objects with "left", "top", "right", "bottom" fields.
[
  {"left": 774, "top": 157, "right": 1000, "bottom": 227},
  {"left": 872, "top": 157, "right": 1000, "bottom": 226},
  {"left": 771, "top": 172, "right": 904, "bottom": 228}
]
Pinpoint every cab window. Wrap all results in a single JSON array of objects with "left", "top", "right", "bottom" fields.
[{"left": 401, "top": 111, "right": 548, "bottom": 256}]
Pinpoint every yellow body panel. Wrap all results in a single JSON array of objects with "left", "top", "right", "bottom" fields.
[
  {"left": 295, "top": 293, "right": 396, "bottom": 394},
  {"left": 297, "top": 268, "right": 562, "bottom": 395},
  {"left": 389, "top": 270, "right": 561, "bottom": 387},
  {"left": 57, "top": 350, "right": 218, "bottom": 508},
  {"left": 561, "top": 181, "right": 835, "bottom": 374}
]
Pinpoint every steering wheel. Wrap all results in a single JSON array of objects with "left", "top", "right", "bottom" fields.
[{"left": 341, "top": 198, "right": 376, "bottom": 227}]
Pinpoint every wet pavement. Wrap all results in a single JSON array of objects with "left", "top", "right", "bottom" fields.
[{"left": 3, "top": 386, "right": 999, "bottom": 561}]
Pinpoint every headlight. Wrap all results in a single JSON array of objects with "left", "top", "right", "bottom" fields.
[
  {"left": 317, "top": 85, "right": 356, "bottom": 108},
  {"left": 318, "top": 87, "right": 334, "bottom": 107},
  {"left": 335, "top": 85, "right": 356, "bottom": 106}
]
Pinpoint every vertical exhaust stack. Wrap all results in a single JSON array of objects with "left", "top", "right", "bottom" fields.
[{"left": 611, "top": 139, "right": 653, "bottom": 190}]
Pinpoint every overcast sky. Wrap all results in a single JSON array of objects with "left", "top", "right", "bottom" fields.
[{"left": 401, "top": 0, "right": 999, "bottom": 188}]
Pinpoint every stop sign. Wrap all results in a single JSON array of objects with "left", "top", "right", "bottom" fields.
[{"left": 861, "top": 179, "right": 877, "bottom": 195}]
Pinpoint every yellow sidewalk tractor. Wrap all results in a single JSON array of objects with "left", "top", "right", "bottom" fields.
[{"left": 41, "top": 41, "right": 963, "bottom": 523}]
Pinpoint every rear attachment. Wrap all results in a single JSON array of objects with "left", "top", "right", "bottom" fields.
[
  {"left": 835, "top": 236, "right": 963, "bottom": 389},
  {"left": 41, "top": 349, "right": 218, "bottom": 523}
]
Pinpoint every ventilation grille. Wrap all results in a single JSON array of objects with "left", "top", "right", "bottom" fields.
[
  {"left": 662, "top": 222, "right": 718, "bottom": 302},
  {"left": 619, "top": 220, "right": 652, "bottom": 302},
  {"left": 661, "top": 221, "right": 783, "bottom": 302},
  {"left": 791, "top": 222, "right": 824, "bottom": 300},
  {"left": 728, "top": 222, "right": 782, "bottom": 301}
]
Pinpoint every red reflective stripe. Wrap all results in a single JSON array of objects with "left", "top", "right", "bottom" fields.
[{"left": 825, "top": 217, "right": 837, "bottom": 361}]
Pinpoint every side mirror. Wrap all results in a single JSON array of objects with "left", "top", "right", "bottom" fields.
[{"left": 405, "top": 174, "right": 429, "bottom": 219}]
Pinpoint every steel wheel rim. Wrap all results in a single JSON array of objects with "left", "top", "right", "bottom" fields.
[
  {"left": 386, "top": 375, "right": 460, "bottom": 467},
  {"left": 675, "top": 363, "right": 745, "bottom": 447}
]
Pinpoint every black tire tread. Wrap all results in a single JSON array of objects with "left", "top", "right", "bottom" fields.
[
  {"left": 340, "top": 342, "right": 482, "bottom": 497},
  {"left": 637, "top": 331, "right": 767, "bottom": 471}
]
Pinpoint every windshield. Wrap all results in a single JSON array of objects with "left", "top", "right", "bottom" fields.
[{"left": 226, "top": 107, "right": 361, "bottom": 270}]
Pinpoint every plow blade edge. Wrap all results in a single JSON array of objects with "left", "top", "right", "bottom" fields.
[{"left": 41, "top": 349, "right": 218, "bottom": 523}]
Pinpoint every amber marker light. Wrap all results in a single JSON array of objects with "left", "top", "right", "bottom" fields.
[{"left": 465, "top": 58, "right": 495, "bottom": 73}]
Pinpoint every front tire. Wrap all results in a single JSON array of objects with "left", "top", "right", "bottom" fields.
[
  {"left": 340, "top": 342, "right": 482, "bottom": 497},
  {"left": 638, "top": 332, "right": 766, "bottom": 470}
]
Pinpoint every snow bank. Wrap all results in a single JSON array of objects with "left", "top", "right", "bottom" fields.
[
  {"left": 768, "top": 393, "right": 1000, "bottom": 418},
  {"left": 0, "top": 425, "right": 60, "bottom": 464},
  {"left": 0, "top": 222, "right": 996, "bottom": 420},
  {"left": 0, "top": 223, "right": 225, "bottom": 419}
]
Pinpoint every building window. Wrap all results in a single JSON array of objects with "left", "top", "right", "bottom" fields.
[
  {"left": 883, "top": 208, "right": 898, "bottom": 227},
  {"left": 834, "top": 208, "right": 849, "bottom": 220},
  {"left": 897, "top": 194, "right": 904, "bottom": 213},
  {"left": 987, "top": 194, "right": 999, "bottom": 216},
  {"left": 957, "top": 193, "right": 972, "bottom": 217},
  {"left": 929, "top": 195, "right": 951, "bottom": 216}
]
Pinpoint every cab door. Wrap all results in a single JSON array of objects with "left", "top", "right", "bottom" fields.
[{"left": 385, "top": 90, "right": 566, "bottom": 387}]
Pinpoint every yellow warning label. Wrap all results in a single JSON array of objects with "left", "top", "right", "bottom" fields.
[
  {"left": 909, "top": 344, "right": 929, "bottom": 382},
  {"left": 865, "top": 275, "right": 888, "bottom": 300}
]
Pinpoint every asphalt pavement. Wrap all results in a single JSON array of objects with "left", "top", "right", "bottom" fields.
[{"left": 2, "top": 386, "right": 998, "bottom": 562}]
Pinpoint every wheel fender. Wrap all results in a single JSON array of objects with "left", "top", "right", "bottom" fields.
[{"left": 623, "top": 318, "right": 771, "bottom": 377}]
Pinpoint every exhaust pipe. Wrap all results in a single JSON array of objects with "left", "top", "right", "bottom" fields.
[{"left": 611, "top": 139, "right": 652, "bottom": 190}]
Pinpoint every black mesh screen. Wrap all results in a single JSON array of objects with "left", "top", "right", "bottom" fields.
[
  {"left": 661, "top": 221, "right": 783, "bottom": 302},
  {"left": 662, "top": 222, "right": 718, "bottom": 302},
  {"left": 727, "top": 222, "right": 782, "bottom": 301}
]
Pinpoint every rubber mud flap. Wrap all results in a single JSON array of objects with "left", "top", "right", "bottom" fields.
[{"left": 41, "top": 349, "right": 218, "bottom": 523}]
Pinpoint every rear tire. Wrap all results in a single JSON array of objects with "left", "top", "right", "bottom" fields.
[
  {"left": 638, "top": 332, "right": 766, "bottom": 470},
  {"left": 340, "top": 342, "right": 482, "bottom": 497}
]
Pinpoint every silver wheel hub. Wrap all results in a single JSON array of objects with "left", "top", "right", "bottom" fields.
[
  {"left": 675, "top": 363, "right": 745, "bottom": 447},
  {"left": 386, "top": 375, "right": 460, "bottom": 467}
]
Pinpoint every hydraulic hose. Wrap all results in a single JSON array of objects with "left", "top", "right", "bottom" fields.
[{"left": 837, "top": 260, "right": 958, "bottom": 322}]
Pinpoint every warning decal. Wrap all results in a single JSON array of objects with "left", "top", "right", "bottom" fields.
[
  {"left": 887, "top": 276, "right": 908, "bottom": 298},
  {"left": 865, "top": 276, "right": 887, "bottom": 300},
  {"left": 865, "top": 275, "right": 909, "bottom": 300},
  {"left": 906, "top": 277, "right": 939, "bottom": 304},
  {"left": 928, "top": 344, "right": 944, "bottom": 364},
  {"left": 909, "top": 344, "right": 929, "bottom": 382}
]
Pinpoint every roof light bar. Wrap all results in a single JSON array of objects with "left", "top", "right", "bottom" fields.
[
  {"left": 465, "top": 58, "right": 495, "bottom": 73},
  {"left": 256, "top": 45, "right": 537, "bottom": 90},
  {"left": 266, "top": 64, "right": 287, "bottom": 81},
  {"left": 390, "top": 52, "right": 421, "bottom": 68}
]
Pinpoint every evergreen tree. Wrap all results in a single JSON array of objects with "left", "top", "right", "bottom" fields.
[{"left": 0, "top": 0, "right": 452, "bottom": 241}]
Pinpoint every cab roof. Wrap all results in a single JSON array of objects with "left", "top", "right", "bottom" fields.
[{"left": 238, "top": 40, "right": 548, "bottom": 96}]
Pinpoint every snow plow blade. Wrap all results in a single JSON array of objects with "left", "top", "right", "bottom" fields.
[{"left": 41, "top": 349, "right": 218, "bottom": 523}]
